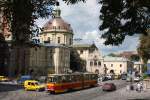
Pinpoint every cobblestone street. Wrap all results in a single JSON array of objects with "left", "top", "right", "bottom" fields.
[{"left": 1, "top": 80, "right": 150, "bottom": 100}]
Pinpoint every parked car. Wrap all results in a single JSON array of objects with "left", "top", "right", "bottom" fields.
[
  {"left": 121, "top": 74, "right": 127, "bottom": 80},
  {"left": 134, "top": 76, "right": 142, "bottom": 82},
  {"left": 0, "top": 76, "right": 10, "bottom": 82},
  {"left": 24, "top": 80, "right": 45, "bottom": 91},
  {"left": 98, "top": 76, "right": 108, "bottom": 82},
  {"left": 17, "top": 75, "right": 32, "bottom": 85},
  {"left": 102, "top": 83, "right": 116, "bottom": 91},
  {"left": 106, "top": 74, "right": 114, "bottom": 80}
]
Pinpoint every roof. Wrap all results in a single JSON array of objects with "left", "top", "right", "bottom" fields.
[
  {"left": 35, "top": 43, "right": 70, "bottom": 49},
  {"left": 72, "top": 43, "right": 98, "bottom": 49},
  {"left": 104, "top": 56, "right": 130, "bottom": 62},
  {"left": 41, "top": 9, "right": 73, "bottom": 34}
]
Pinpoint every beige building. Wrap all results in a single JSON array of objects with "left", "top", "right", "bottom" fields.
[
  {"left": 37, "top": 6, "right": 72, "bottom": 74},
  {"left": 8, "top": 5, "right": 72, "bottom": 76},
  {"left": 28, "top": 44, "right": 70, "bottom": 75},
  {"left": 103, "top": 56, "right": 133, "bottom": 75},
  {"left": 72, "top": 43, "right": 104, "bottom": 74},
  {"left": 9, "top": 44, "right": 70, "bottom": 76}
]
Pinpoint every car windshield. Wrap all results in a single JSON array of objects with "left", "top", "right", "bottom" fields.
[{"left": 34, "top": 82, "right": 39, "bottom": 85}]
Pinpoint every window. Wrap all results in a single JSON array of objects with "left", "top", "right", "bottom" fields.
[
  {"left": 80, "top": 50, "right": 83, "bottom": 54},
  {"left": 69, "top": 38, "right": 72, "bottom": 45},
  {"left": 104, "top": 64, "right": 106, "bottom": 67},
  {"left": 28, "top": 82, "right": 31, "bottom": 85},
  {"left": 98, "top": 61, "right": 101, "bottom": 66},
  {"left": 58, "top": 37, "right": 60, "bottom": 43},
  {"left": 111, "top": 64, "right": 113, "bottom": 67},
  {"left": 90, "top": 61, "right": 93, "bottom": 66},
  {"left": 48, "top": 37, "right": 51, "bottom": 43},
  {"left": 94, "top": 61, "right": 97, "bottom": 66},
  {"left": 120, "top": 64, "right": 122, "bottom": 67},
  {"left": 120, "top": 70, "right": 122, "bottom": 74},
  {"left": 53, "top": 26, "right": 56, "bottom": 29},
  {"left": 58, "top": 26, "right": 61, "bottom": 29}
]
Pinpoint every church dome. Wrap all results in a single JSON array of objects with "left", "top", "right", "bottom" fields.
[{"left": 42, "top": 9, "right": 73, "bottom": 33}]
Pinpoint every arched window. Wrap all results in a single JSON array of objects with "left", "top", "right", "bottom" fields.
[
  {"left": 98, "top": 61, "right": 101, "bottom": 66},
  {"left": 94, "top": 61, "right": 97, "bottom": 66},
  {"left": 58, "top": 37, "right": 60, "bottom": 43},
  {"left": 90, "top": 61, "right": 93, "bottom": 66},
  {"left": 95, "top": 69, "right": 99, "bottom": 74}
]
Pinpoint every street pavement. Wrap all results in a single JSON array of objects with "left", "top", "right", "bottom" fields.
[{"left": 1, "top": 80, "right": 150, "bottom": 100}]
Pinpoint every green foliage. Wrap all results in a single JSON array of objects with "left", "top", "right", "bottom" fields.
[
  {"left": 62, "top": 0, "right": 85, "bottom": 4},
  {"left": 137, "top": 34, "right": 150, "bottom": 64},
  {"left": 130, "top": 55, "right": 140, "bottom": 61},
  {"left": 70, "top": 48, "right": 86, "bottom": 72},
  {"left": 0, "top": 0, "right": 55, "bottom": 45},
  {"left": 107, "top": 53, "right": 118, "bottom": 57},
  {"left": 99, "top": 0, "right": 150, "bottom": 45},
  {"left": 143, "top": 65, "right": 148, "bottom": 73},
  {"left": 143, "top": 73, "right": 149, "bottom": 79}
]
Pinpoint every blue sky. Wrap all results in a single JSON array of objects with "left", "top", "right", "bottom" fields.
[{"left": 36, "top": 0, "right": 139, "bottom": 55}]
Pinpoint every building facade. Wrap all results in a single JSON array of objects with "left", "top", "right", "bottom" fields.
[
  {"left": 103, "top": 56, "right": 133, "bottom": 75},
  {"left": 8, "top": 4, "right": 72, "bottom": 76},
  {"left": 39, "top": 7, "right": 73, "bottom": 46},
  {"left": 9, "top": 44, "right": 70, "bottom": 76},
  {"left": 36, "top": 6, "right": 72, "bottom": 74},
  {"left": 72, "top": 43, "right": 104, "bottom": 74}
]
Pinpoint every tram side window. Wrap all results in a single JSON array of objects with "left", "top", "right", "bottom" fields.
[
  {"left": 76, "top": 75, "right": 81, "bottom": 81},
  {"left": 72, "top": 75, "right": 77, "bottom": 82},
  {"left": 47, "top": 76, "right": 59, "bottom": 83},
  {"left": 67, "top": 75, "right": 72, "bottom": 82},
  {"left": 91, "top": 74, "right": 97, "bottom": 80},
  {"left": 84, "top": 74, "right": 90, "bottom": 80},
  {"left": 61, "top": 76, "right": 66, "bottom": 82}
]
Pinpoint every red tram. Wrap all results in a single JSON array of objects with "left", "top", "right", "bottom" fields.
[{"left": 46, "top": 73, "right": 98, "bottom": 93}]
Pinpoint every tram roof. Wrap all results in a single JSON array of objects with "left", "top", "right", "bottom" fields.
[{"left": 48, "top": 72, "right": 97, "bottom": 77}]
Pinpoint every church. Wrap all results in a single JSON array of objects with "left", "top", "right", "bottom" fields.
[{"left": 0, "top": 2, "right": 132, "bottom": 76}]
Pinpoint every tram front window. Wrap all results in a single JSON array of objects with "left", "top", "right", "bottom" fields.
[{"left": 47, "top": 77, "right": 58, "bottom": 83}]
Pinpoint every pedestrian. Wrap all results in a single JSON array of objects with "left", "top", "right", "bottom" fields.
[{"left": 136, "top": 82, "right": 143, "bottom": 92}]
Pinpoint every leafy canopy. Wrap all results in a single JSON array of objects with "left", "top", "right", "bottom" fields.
[
  {"left": 0, "top": 0, "right": 85, "bottom": 44},
  {"left": 137, "top": 33, "right": 150, "bottom": 63},
  {"left": 99, "top": 0, "right": 150, "bottom": 45}
]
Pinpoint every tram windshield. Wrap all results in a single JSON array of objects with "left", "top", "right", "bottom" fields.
[{"left": 47, "top": 75, "right": 61, "bottom": 83}]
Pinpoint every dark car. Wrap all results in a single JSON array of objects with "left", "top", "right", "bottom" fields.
[
  {"left": 121, "top": 74, "right": 127, "bottom": 80},
  {"left": 17, "top": 75, "right": 32, "bottom": 85},
  {"left": 102, "top": 83, "right": 116, "bottom": 91}
]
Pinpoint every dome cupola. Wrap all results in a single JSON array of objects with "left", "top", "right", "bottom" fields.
[{"left": 42, "top": 2, "right": 73, "bottom": 34}]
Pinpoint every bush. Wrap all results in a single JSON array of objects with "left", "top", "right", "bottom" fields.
[{"left": 143, "top": 74, "right": 149, "bottom": 79}]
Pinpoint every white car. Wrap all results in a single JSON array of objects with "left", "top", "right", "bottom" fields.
[
  {"left": 134, "top": 77, "right": 140, "bottom": 82},
  {"left": 106, "top": 75, "right": 113, "bottom": 80}
]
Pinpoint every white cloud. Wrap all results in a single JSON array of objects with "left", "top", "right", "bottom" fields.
[{"left": 36, "top": 0, "right": 139, "bottom": 56}]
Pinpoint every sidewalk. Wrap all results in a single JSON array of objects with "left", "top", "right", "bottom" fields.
[{"left": 94, "top": 83, "right": 150, "bottom": 100}]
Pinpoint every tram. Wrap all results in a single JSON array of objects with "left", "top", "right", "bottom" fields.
[{"left": 46, "top": 72, "right": 98, "bottom": 93}]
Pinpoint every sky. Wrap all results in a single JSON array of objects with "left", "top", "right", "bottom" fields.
[{"left": 36, "top": 0, "right": 140, "bottom": 56}]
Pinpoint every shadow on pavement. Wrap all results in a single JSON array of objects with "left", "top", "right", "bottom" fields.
[{"left": 0, "top": 83, "right": 23, "bottom": 92}]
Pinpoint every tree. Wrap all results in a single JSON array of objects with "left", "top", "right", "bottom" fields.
[
  {"left": 99, "top": 0, "right": 150, "bottom": 45},
  {"left": 130, "top": 54, "right": 140, "bottom": 61},
  {"left": 0, "top": 0, "right": 56, "bottom": 44},
  {"left": 0, "top": 0, "right": 85, "bottom": 76},
  {"left": 107, "top": 53, "right": 119, "bottom": 57},
  {"left": 137, "top": 34, "right": 150, "bottom": 64},
  {"left": 70, "top": 48, "right": 86, "bottom": 72}
]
